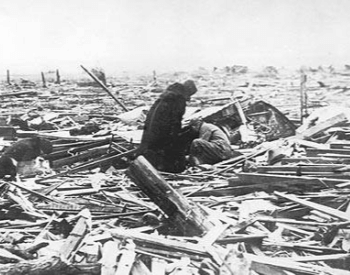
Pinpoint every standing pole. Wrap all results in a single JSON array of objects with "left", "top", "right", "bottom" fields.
[
  {"left": 300, "top": 72, "right": 307, "bottom": 124},
  {"left": 152, "top": 70, "right": 157, "bottom": 83},
  {"left": 6, "top": 70, "right": 10, "bottom": 85},
  {"left": 56, "top": 69, "right": 61, "bottom": 84},
  {"left": 41, "top": 72, "right": 47, "bottom": 88},
  {"left": 80, "top": 65, "right": 129, "bottom": 112}
]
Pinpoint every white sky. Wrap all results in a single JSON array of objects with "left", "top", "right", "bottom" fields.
[{"left": 0, "top": 0, "right": 349, "bottom": 75}]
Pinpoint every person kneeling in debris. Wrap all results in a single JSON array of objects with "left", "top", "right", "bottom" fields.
[
  {"left": 0, "top": 137, "right": 53, "bottom": 180},
  {"left": 188, "top": 118, "right": 234, "bottom": 166}
]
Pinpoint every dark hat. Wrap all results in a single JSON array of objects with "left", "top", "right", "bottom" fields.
[{"left": 183, "top": 80, "right": 197, "bottom": 96}]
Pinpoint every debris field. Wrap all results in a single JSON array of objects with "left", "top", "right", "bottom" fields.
[{"left": 0, "top": 66, "right": 350, "bottom": 275}]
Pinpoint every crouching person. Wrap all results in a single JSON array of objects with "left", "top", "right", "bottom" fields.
[{"left": 188, "top": 118, "right": 234, "bottom": 166}]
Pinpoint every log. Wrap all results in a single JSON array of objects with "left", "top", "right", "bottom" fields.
[{"left": 127, "top": 156, "right": 214, "bottom": 236}]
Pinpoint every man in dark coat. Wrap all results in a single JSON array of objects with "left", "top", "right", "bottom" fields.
[{"left": 138, "top": 80, "right": 197, "bottom": 172}]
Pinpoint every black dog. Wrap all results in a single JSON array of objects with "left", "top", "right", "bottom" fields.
[{"left": 0, "top": 137, "right": 52, "bottom": 180}]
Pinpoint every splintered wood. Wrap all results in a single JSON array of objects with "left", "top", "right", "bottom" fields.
[{"left": 0, "top": 67, "right": 349, "bottom": 274}]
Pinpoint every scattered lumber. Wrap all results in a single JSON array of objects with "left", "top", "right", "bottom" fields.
[{"left": 0, "top": 68, "right": 349, "bottom": 275}]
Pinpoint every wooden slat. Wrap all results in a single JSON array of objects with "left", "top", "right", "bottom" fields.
[
  {"left": 307, "top": 148, "right": 350, "bottom": 157},
  {"left": 236, "top": 173, "right": 346, "bottom": 188},
  {"left": 281, "top": 157, "right": 350, "bottom": 165},
  {"left": 275, "top": 191, "right": 350, "bottom": 222}
]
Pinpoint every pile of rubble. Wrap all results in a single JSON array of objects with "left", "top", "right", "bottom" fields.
[{"left": 0, "top": 67, "right": 349, "bottom": 274}]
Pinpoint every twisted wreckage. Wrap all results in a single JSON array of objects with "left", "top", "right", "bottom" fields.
[{"left": 0, "top": 70, "right": 349, "bottom": 275}]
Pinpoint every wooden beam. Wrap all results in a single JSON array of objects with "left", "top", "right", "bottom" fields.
[
  {"left": 128, "top": 156, "right": 214, "bottom": 236},
  {"left": 81, "top": 65, "right": 129, "bottom": 112},
  {"left": 275, "top": 191, "right": 350, "bottom": 222},
  {"left": 296, "top": 112, "right": 348, "bottom": 140},
  {"left": 60, "top": 209, "right": 91, "bottom": 260},
  {"left": 110, "top": 227, "right": 208, "bottom": 257},
  {"left": 236, "top": 172, "right": 346, "bottom": 188}
]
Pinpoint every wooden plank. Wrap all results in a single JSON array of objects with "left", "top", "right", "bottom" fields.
[
  {"left": 36, "top": 148, "right": 137, "bottom": 183},
  {"left": 151, "top": 258, "right": 167, "bottom": 275},
  {"left": 115, "top": 240, "right": 136, "bottom": 275},
  {"left": 110, "top": 228, "right": 208, "bottom": 257},
  {"left": 131, "top": 259, "right": 152, "bottom": 275},
  {"left": 248, "top": 253, "right": 349, "bottom": 275},
  {"left": 198, "top": 222, "right": 230, "bottom": 247},
  {"left": 291, "top": 253, "right": 350, "bottom": 262},
  {"left": 60, "top": 209, "right": 91, "bottom": 260},
  {"left": 236, "top": 172, "right": 346, "bottom": 188},
  {"left": 307, "top": 148, "right": 350, "bottom": 157},
  {"left": 52, "top": 146, "right": 109, "bottom": 168},
  {"left": 257, "top": 165, "right": 347, "bottom": 173},
  {"left": 100, "top": 240, "right": 120, "bottom": 275},
  {"left": 281, "top": 157, "right": 350, "bottom": 165},
  {"left": 330, "top": 143, "right": 350, "bottom": 149},
  {"left": 295, "top": 112, "right": 348, "bottom": 139},
  {"left": 275, "top": 191, "right": 350, "bottom": 222}
]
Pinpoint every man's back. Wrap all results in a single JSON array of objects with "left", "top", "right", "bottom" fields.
[{"left": 139, "top": 83, "right": 187, "bottom": 151}]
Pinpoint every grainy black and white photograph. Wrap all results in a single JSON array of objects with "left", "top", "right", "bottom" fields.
[{"left": 0, "top": 0, "right": 349, "bottom": 274}]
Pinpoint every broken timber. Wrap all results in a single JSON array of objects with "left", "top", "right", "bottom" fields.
[
  {"left": 80, "top": 65, "right": 129, "bottom": 112},
  {"left": 295, "top": 112, "right": 348, "bottom": 140},
  {"left": 128, "top": 156, "right": 214, "bottom": 236},
  {"left": 37, "top": 148, "right": 137, "bottom": 183},
  {"left": 234, "top": 172, "right": 346, "bottom": 189},
  {"left": 275, "top": 191, "right": 350, "bottom": 222}
]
